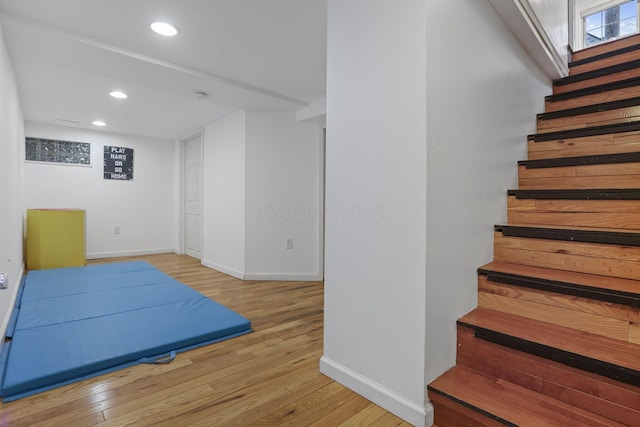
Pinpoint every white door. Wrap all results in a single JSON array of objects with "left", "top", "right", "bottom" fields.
[{"left": 184, "top": 133, "right": 202, "bottom": 259}]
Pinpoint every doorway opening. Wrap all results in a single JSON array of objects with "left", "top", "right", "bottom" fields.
[{"left": 182, "top": 131, "right": 203, "bottom": 260}]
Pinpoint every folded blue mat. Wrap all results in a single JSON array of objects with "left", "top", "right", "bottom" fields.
[{"left": 0, "top": 261, "right": 251, "bottom": 401}]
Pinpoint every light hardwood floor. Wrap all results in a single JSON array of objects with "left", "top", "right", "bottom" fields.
[{"left": 0, "top": 253, "right": 412, "bottom": 426}]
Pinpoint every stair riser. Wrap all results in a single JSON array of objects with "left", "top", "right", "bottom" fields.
[
  {"left": 554, "top": 68, "right": 640, "bottom": 94},
  {"left": 478, "top": 277, "right": 639, "bottom": 344},
  {"left": 571, "top": 34, "right": 640, "bottom": 63},
  {"left": 518, "top": 163, "right": 640, "bottom": 189},
  {"left": 570, "top": 49, "right": 640, "bottom": 76},
  {"left": 429, "top": 393, "right": 505, "bottom": 427},
  {"left": 546, "top": 85, "right": 640, "bottom": 112},
  {"left": 429, "top": 365, "right": 595, "bottom": 426},
  {"left": 493, "top": 232, "right": 640, "bottom": 280},
  {"left": 481, "top": 261, "right": 640, "bottom": 297},
  {"left": 507, "top": 211, "right": 640, "bottom": 230},
  {"left": 519, "top": 174, "right": 640, "bottom": 189},
  {"left": 528, "top": 131, "right": 640, "bottom": 160},
  {"left": 507, "top": 196, "right": 640, "bottom": 230},
  {"left": 479, "top": 275, "right": 638, "bottom": 323},
  {"left": 456, "top": 325, "right": 640, "bottom": 426},
  {"left": 537, "top": 107, "right": 640, "bottom": 133}
]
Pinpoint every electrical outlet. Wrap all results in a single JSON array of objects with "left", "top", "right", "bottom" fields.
[
  {"left": 285, "top": 238, "right": 293, "bottom": 249},
  {"left": 114, "top": 225, "right": 121, "bottom": 235},
  {"left": 0, "top": 273, "right": 7, "bottom": 289}
]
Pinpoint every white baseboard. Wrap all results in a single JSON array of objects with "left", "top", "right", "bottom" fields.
[
  {"left": 200, "top": 259, "right": 323, "bottom": 282},
  {"left": 86, "top": 248, "right": 175, "bottom": 259},
  {"left": 243, "top": 272, "right": 323, "bottom": 281},
  {"left": 200, "top": 259, "right": 245, "bottom": 280},
  {"left": 320, "top": 356, "right": 433, "bottom": 427}
]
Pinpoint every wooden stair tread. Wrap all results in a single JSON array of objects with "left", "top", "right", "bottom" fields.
[
  {"left": 508, "top": 188, "right": 640, "bottom": 199},
  {"left": 428, "top": 365, "right": 627, "bottom": 427},
  {"left": 495, "top": 223, "right": 640, "bottom": 246},
  {"left": 546, "top": 76, "right": 640, "bottom": 104},
  {"left": 571, "top": 34, "right": 640, "bottom": 64},
  {"left": 479, "top": 261, "right": 640, "bottom": 306},
  {"left": 519, "top": 152, "right": 640, "bottom": 169},
  {"left": 538, "top": 96, "right": 640, "bottom": 121},
  {"left": 570, "top": 46, "right": 640, "bottom": 77},
  {"left": 555, "top": 58, "right": 640, "bottom": 87},
  {"left": 528, "top": 121, "right": 640, "bottom": 142},
  {"left": 455, "top": 324, "right": 640, "bottom": 426},
  {"left": 459, "top": 308, "right": 640, "bottom": 383},
  {"left": 544, "top": 79, "right": 640, "bottom": 114}
]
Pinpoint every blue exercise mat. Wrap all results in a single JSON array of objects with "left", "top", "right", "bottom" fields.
[{"left": 0, "top": 261, "right": 251, "bottom": 402}]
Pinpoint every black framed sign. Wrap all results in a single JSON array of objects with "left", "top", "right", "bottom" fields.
[{"left": 103, "top": 146, "right": 134, "bottom": 180}]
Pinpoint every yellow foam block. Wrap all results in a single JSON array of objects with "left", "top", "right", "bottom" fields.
[{"left": 27, "top": 209, "right": 86, "bottom": 270}]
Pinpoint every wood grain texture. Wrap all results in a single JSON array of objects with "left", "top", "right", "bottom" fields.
[
  {"left": 0, "top": 254, "right": 411, "bottom": 427},
  {"left": 527, "top": 132, "right": 640, "bottom": 160},
  {"left": 480, "top": 261, "right": 640, "bottom": 295},
  {"left": 509, "top": 197, "right": 640, "bottom": 213},
  {"left": 495, "top": 229, "right": 640, "bottom": 261},
  {"left": 630, "top": 323, "right": 640, "bottom": 345},
  {"left": 570, "top": 49, "right": 640, "bottom": 76},
  {"left": 554, "top": 68, "right": 640, "bottom": 94},
  {"left": 546, "top": 85, "right": 640, "bottom": 112},
  {"left": 537, "top": 107, "right": 640, "bottom": 132},
  {"left": 460, "top": 308, "right": 640, "bottom": 372},
  {"left": 429, "top": 365, "right": 623, "bottom": 426},
  {"left": 507, "top": 196, "right": 640, "bottom": 230},
  {"left": 478, "top": 291, "right": 631, "bottom": 342},
  {"left": 478, "top": 275, "right": 639, "bottom": 323},
  {"left": 429, "top": 391, "right": 506, "bottom": 427},
  {"left": 455, "top": 325, "right": 640, "bottom": 426},
  {"left": 571, "top": 34, "right": 640, "bottom": 62},
  {"left": 519, "top": 174, "right": 640, "bottom": 189},
  {"left": 494, "top": 246, "right": 640, "bottom": 280},
  {"left": 518, "top": 163, "right": 640, "bottom": 189}
]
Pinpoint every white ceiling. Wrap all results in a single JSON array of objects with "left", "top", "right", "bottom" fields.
[{"left": 0, "top": 0, "right": 327, "bottom": 140}]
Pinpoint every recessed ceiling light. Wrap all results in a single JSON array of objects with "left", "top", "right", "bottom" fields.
[
  {"left": 109, "top": 90, "right": 128, "bottom": 99},
  {"left": 92, "top": 120, "right": 106, "bottom": 127},
  {"left": 151, "top": 22, "right": 178, "bottom": 36}
]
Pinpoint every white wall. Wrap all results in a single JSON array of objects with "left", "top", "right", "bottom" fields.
[
  {"left": 489, "top": 0, "right": 570, "bottom": 78},
  {"left": 528, "top": 0, "right": 570, "bottom": 63},
  {"left": 245, "top": 112, "right": 323, "bottom": 280},
  {"left": 322, "top": 1, "right": 429, "bottom": 425},
  {"left": 23, "top": 122, "right": 177, "bottom": 258},
  {"left": 201, "top": 110, "right": 324, "bottom": 281},
  {"left": 0, "top": 21, "right": 25, "bottom": 341},
  {"left": 425, "top": 0, "right": 550, "bottom": 388},
  {"left": 202, "top": 111, "right": 247, "bottom": 277},
  {"left": 322, "top": 1, "right": 552, "bottom": 426}
]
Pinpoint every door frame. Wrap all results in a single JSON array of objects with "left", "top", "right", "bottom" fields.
[{"left": 179, "top": 129, "right": 204, "bottom": 258}]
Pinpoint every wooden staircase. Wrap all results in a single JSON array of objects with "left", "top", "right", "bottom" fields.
[{"left": 428, "top": 35, "right": 640, "bottom": 426}]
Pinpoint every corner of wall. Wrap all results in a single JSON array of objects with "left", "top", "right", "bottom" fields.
[
  {"left": 489, "top": 0, "right": 570, "bottom": 79},
  {"left": 201, "top": 258, "right": 245, "bottom": 280},
  {"left": 320, "top": 356, "right": 434, "bottom": 427}
]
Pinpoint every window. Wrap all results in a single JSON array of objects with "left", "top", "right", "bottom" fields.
[
  {"left": 585, "top": 0, "right": 638, "bottom": 47},
  {"left": 25, "top": 137, "right": 91, "bottom": 165}
]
